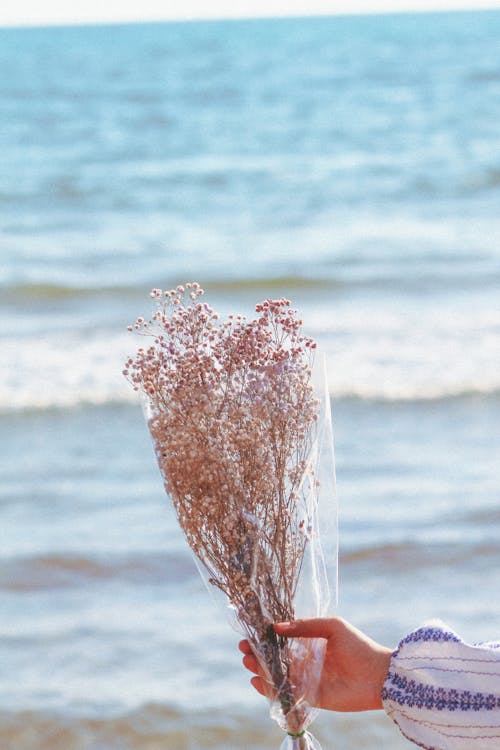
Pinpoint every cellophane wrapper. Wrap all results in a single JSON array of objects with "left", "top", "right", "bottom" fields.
[
  {"left": 142, "top": 351, "right": 337, "bottom": 750},
  {"left": 143, "top": 354, "right": 338, "bottom": 750}
]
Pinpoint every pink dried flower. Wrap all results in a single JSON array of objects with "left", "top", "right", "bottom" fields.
[{"left": 125, "top": 283, "right": 323, "bottom": 747}]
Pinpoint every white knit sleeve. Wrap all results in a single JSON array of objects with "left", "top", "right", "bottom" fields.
[{"left": 382, "top": 622, "right": 500, "bottom": 750}]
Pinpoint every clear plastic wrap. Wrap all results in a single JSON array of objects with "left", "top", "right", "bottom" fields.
[{"left": 125, "top": 285, "right": 338, "bottom": 749}]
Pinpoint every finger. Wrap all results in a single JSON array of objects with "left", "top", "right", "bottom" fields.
[
  {"left": 238, "top": 639, "right": 252, "bottom": 654},
  {"left": 242, "top": 653, "right": 260, "bottom": 675},
  {"left": 274, "top": 618, "right": 335, "bottom": 639},
  {"left": 250, "top": 675, "right": 268, "bottom": 697}
]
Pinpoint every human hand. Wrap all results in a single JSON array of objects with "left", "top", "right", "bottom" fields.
[{"left": 239, "top": 617, "right": 392, "bottom": 712}]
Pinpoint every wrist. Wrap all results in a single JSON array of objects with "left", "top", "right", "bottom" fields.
[{"left": 368, "top": 646, "right": 392, "bottom": 710}]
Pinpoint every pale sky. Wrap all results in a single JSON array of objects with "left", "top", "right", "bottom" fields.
[{"left": 1, "top": 0, "right": 500, "bottom": 27}]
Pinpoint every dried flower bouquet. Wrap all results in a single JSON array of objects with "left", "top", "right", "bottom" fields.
[{"left": 124, "top": 284, "right": 337, "bottom": 750}]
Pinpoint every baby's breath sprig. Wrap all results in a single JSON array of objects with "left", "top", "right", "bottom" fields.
[{"left": 124, "top": 284, "right": 321, "bottom": 748}]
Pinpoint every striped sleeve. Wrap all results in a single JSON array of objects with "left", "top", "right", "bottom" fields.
[{"left": 382, "top": 622, "right": 500, "bottom": 750}]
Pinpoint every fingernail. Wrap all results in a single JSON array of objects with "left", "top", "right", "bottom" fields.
[{"left": 274, "top": 621, "right": 292, "bottom": 631}]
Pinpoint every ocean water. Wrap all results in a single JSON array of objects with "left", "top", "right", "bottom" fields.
[{"left": 1, "top": 10, "right": 500, "bottom": 749}]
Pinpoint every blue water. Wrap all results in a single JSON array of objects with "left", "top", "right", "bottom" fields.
[{"left": 1, "top": 11, "right": 499, "bottom": 750}]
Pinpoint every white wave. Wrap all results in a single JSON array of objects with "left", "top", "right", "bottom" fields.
[
  {"left": 1, "top": 301, "right": 499, "bottom": 412},
  {"left": 0, "top": 332, "right": 136, "bottom": 412},
  {"left": 316, "top": 303, "right": 500, "bottom": 401}
]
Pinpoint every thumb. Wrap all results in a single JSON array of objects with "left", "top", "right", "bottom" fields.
[{"left": 274, "top": 618, "right": 335, "bottom": 640}]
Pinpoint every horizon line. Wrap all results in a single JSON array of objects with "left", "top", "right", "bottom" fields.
[{"left": 1, "top": 3, "right": 500, "bottom": 31}]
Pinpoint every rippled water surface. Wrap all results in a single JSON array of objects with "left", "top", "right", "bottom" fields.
[{"left": 1, "top": 10, "right": 499, "bottom": 749}]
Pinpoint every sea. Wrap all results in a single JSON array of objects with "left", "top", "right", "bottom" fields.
[{"left": 1, "top": 9, "right": 499, "bottom": 749}]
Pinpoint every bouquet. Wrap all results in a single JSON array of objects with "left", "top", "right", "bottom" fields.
[{"left": 124, "top": 283, "right": 337, "bottom": 749}]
